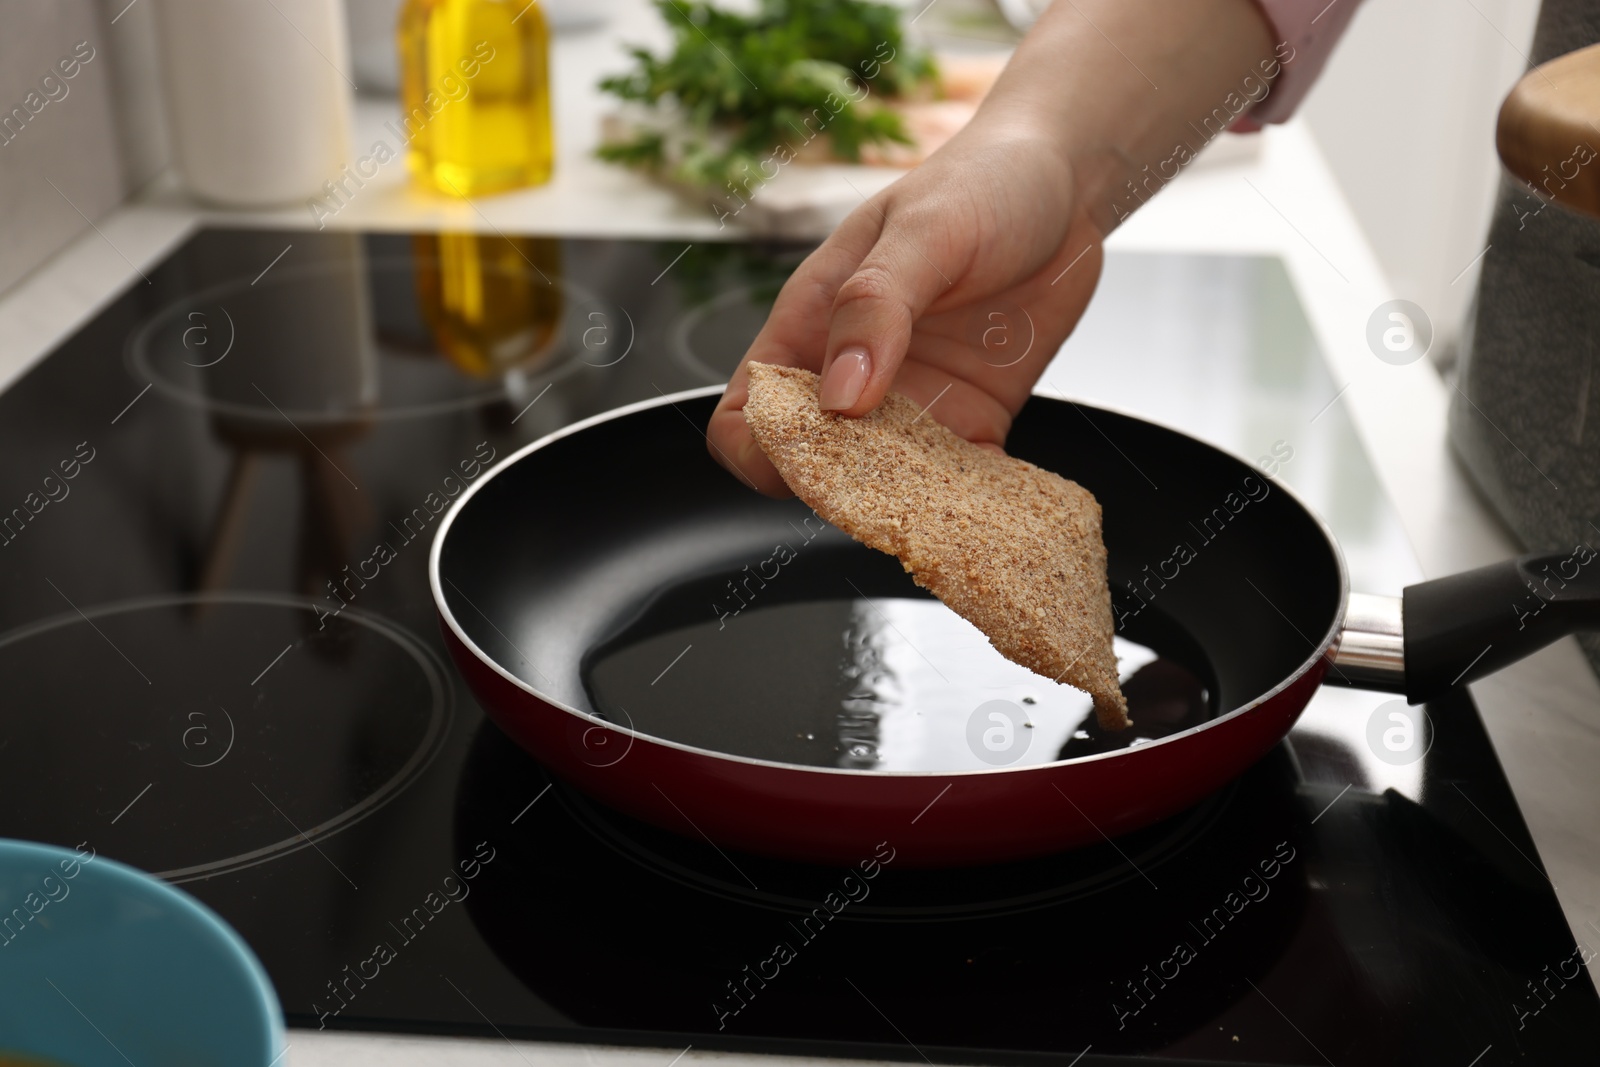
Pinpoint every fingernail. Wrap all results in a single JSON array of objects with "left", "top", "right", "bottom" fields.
[{"left": 820, "top": 348, "right": 871, "bottom": 411}]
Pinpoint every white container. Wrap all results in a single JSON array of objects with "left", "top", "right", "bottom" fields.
[{"left": 155, "top": 0, "right": 353, "bottom": 206}]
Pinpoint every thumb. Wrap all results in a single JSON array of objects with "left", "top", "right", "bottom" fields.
[{"left": 817, "top": 210, "right": 960, "bottom": 416}]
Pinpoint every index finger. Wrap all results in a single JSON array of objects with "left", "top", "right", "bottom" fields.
[{"left": 707, "top": 211, "right": 886, "bottom": 496}]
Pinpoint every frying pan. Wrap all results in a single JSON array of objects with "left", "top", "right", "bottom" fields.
[{"left": 430, "top": 386, "right": 1597, "bottom": 867}]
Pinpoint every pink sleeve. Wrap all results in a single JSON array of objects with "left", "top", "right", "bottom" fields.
[{"left": 1233, "top": 0, "right": 1364, "bottom": 130}]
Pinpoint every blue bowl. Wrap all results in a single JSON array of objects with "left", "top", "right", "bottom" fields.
[{"left": 0, "top": 839, "right": 285, "bottom": 1065}]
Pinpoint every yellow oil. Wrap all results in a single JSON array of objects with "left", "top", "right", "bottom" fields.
[
  {"left": 397, "top": 0, "right": 554, "bottom": 197},
  {"left": 413, "top": 232, "right": 564, "bottom": 377}
]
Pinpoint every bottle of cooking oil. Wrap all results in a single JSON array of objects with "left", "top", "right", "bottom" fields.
[{"left": 397, "top": 0, "right": 553, "bottom": 196}]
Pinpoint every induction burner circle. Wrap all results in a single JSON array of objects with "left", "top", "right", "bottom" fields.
[
  {"left": 126, "top": 259, "right": 626, "bottom": 424},
  {"left": 546, "top": 768, "right": 1235, "bottom": 921},
  {"left": 670, "top": 284, "right": 775, "bottom": 384},
  {"left": 0, "top": 593, "right": 452, "bottom": 882}
]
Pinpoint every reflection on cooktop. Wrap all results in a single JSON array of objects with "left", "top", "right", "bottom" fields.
[
  {"left": 127, "top": 237, "right": 626, "bottom": 424},
  {"left": 0, "top": 594, "right": 450, "bottom": 882},
  {"left": 455, "top": 723, "right": 1302, "bottom": 1048},
  {"left": 465, "top": 725, "right": 1239, "bottom": 920},
  {"left": 671, "top": 283, "right": 774, "bottom": 383},
  {"left": 0, "top": 227, "right": 1594, "bottom": 1067}
]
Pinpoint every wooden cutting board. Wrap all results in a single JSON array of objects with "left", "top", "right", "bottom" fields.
[{"left": 1497, "top": 41, "right": 1600, "bottom": 219}]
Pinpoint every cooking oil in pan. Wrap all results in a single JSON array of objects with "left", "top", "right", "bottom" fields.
[{"left": 583, "top": 597, "right": 1215, "bottom": 771}]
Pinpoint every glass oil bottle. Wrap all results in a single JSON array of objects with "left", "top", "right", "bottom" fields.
[{"left": 397, "top": 0, "right": 554, "bottom": 196}]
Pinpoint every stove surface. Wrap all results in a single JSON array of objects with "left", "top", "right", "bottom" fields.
[{"left": 1, "top": 228, "right": 1595, "bottom": 1066}]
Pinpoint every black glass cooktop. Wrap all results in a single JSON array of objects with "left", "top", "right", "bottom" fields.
[{"left": 1, "top": 227, "right": 1596, "bottom": 1066}]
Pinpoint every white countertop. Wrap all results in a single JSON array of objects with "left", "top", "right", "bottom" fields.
[{"left": 4, "top": 4, "right": 1598, "bottom": 1063}]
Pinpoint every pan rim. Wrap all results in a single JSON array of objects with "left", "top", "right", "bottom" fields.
[{"left": 429, "top": 384, "right": 1350, "bottom": 778}]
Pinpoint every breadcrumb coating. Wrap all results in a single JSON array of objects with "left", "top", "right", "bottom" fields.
[{"left": 743, "top": 362, "right": 1129, "bottom": 730}]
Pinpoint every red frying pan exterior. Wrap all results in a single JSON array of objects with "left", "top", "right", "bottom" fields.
[
  {"left": 432, "top": 387, "right": 1350, "bottom": 868},
  {"left": 439, "top": 614, "right": 1332, "bottom": 867}
]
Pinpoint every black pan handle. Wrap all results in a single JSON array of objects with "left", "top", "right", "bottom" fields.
[{"left": 1401, "top": 549, "right": 1600, "bottom": 703}]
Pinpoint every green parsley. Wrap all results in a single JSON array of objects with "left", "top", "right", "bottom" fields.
[{"left": 597, "top": 0, "right": 938, "bottom": 195}]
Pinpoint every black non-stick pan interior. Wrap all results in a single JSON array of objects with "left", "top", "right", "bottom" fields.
[{"left": 438, "top": 392, "right": 1343, "bottom": 765}]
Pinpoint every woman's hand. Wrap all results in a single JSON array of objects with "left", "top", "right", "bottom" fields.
[
  {"left": 706, "top": 0, "right": 1277, "bottom": 496},
  {"left": 708, "top": 123, "right": 1105, "bottom": 496}
]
